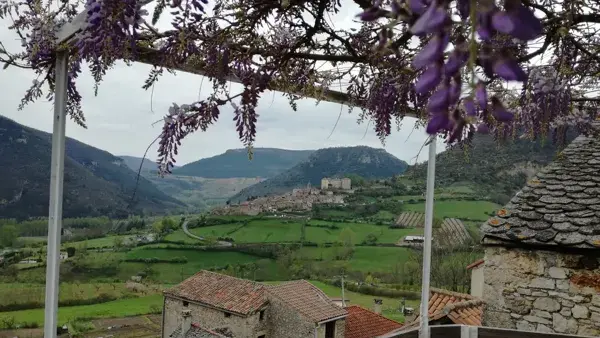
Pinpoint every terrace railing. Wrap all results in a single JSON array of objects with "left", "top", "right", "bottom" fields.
[{"left": 380, "top": 325, "right": 598, "bottom": 338}]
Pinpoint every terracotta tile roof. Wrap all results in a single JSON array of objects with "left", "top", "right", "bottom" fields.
[
  {"left": 481, "top": 121, "right": 600, "bottom": 249},
  {"left": 164, "top": 271, "right": 267, "bottom": 316},
  {"left": 266, "top": 280, "right": 348, "bottom": 323},
  {"left": 344, "top": 306, "right": 403, "bottom": 338},
  {"left": 403, "top": 288, "right": 484, "bottom": 330},
  {"left": 466, "top": 259, "right": 485, "bottom": 270}
]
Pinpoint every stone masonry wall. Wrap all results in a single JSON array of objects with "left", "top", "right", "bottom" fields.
[
  {"left": 163, "top": 296, "right": 267, "bottom": 338},
  {"left": 266, "top": 295, "right": 315, "bottom": 338},
  {"left": 483, "top": 246, "right": 600, "bottom": 336}
]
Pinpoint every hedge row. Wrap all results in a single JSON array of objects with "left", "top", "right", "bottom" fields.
[
  {"left": 322, "top": 278, "right": 420, "bottom": 300},
  {"left": 0, "top": 292, "right": 123, "bottom": 312}
]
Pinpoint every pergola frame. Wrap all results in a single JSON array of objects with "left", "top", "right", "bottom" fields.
[{"left": 44, "top": 7, "right": 438, "bottom": 338}]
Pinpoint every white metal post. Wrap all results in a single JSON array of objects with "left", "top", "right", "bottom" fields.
[
  {"left": 341, "top": 274, "right": 346, "bottom": 307},
  {"left": 419, "top": 137, "right": 437, "bottom": 338},
  {"left": 43, "top": 51, "right": 69, "bottom": 338}
]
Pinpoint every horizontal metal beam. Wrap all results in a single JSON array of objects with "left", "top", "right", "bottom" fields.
[
  {"left": 55, "top": 0, "right": 157, "bottom": 45},
  {"left": 55, "top": 12, "right": 420, "bottom": 118},
  {"left": 55, "top": 11, "right": 88, "bottom": 44},
  {"left": 135, "top": 46, "right": 362, "bottom": 108}
]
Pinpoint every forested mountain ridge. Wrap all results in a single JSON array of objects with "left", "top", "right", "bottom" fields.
[
  {"left": 229, "top": 146, "right": 409, "bottom": 202},
  {"left": 0, "top": 116, "right": 184, "bottom": 219},
  {"left": 173, "top": 148, "right": 315, "bottom": 178},
  {"left": 403, "top": 133, "right": 577, "bottom": 203}
]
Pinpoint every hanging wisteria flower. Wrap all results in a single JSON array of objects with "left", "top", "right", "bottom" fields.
[
  {"left": 2, "top": 0, "right": 599, "bottom": 177},
  {"left": 358, "top": 0, "right": 544, "bottom": 143}
]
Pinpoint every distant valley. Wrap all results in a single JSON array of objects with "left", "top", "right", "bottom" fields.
[
  {"left": 0, "top": 113, "right": 571, "bottom": 218},
  {"left": 119, "top": 148, "right": 315, "bottom": 209}
]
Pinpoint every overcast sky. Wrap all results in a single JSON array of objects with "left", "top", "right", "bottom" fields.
[{"left": 0, "top": 3, "right": 446, "bottom": 166}]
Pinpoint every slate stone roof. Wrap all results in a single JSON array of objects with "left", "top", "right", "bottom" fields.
[
  {"left": 344, "top": 306, "right": 403, "bottom": 338},
  {"left": 481, "top": 125, "right": 600, "bottom": 249},
  {"left": 164, "top": 271, "right": 267, "bottom": 316},
  {"left": 267, "top": 280, "right": 348, "bottom": 323},
  {"left": 394, "top": 212, "right": 425, "bottom": 228}
]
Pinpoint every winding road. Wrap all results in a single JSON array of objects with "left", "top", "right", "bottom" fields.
[{"left": 182, "top": 220, "right": 233, "bottom": 247}]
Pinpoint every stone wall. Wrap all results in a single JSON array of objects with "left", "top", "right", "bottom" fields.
[
  {"left": 162, "top": 296, "right": 267, "bottom": 338},
  {"left": 266, "top": 295, "right": 315, "bottom": 338},
  {"left": 314, "top": 319, "right": 345, "bottom": 338},
  {"left": 483, "top": 246, "right": 600, "bottom": 336}
]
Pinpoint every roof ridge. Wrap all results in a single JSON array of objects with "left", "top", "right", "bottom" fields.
[
  {"left": 442, "top": 299, "right": 484, "bottom": 314},
  {"left": 347, "top": 305, "right": 404, "bottom": 326},
  {"left": 201, "top": 270, "right": 263, "bottom": 286},
  {"left": 430, "top": 287, "right": 474, "bottom": 300}
]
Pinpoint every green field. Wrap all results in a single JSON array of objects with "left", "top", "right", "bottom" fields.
[
  {"left": 0, "top": 294, "right": 163, "bottom": 327},
  {"left": 63, "top": 235, "right": 133, "bottom": 249},
  {"left": 191, "top": 219, "right": 301, "bottom": 242},
  {"left": 0, "top": 283, "right": 137, "bottom": 311},
  {"left": 120, "top": 249, "right": 280, "bottom": 283},
  {"left": 297, "top": 246, "right": 413, "bottom": 272},
  {"left": 403, "top": 200, "right": 500, "bottom": 220},
  {"left": 185, "top": 218, "right": 422, "bottom": 245}
]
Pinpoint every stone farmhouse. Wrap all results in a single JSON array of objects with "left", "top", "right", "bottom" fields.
[
  {"left": 162, "top": 270, "right": 402, "bottom": 338},
  {"left": 321, "top": 177, "right": 352, "bottom": 190},
  {"left": 478, "top": 127, "right": 600, "bottom": 336}
]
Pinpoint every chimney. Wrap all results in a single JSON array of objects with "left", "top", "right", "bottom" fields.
[
  {"left": 181, "top": 309, "right": 192, "bottom": 334},
  {"left": 373, "top": 299, "right": 383, "bottom": 314}
]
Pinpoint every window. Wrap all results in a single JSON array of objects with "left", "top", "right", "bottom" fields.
[
  {"left": 325, "top": 321, "right": 335, "bottom": 338},
  {"left": 259, "top": 310, "right": 265, "bottom": 321},
  {"left": 183, "top": 301, "right": 189, "bottom": 307},
  {"left": 258, "top": 335, "right": 266, "bottom": 338},
  {"left": 224, "top": 312, "right": 231, "bottom": 318}
]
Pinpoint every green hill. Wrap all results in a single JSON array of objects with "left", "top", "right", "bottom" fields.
[
  {"left": 0, "top": 116, "right": 185, "bottom": 219},
  {"left": 229, "top": 146, "right": 409, "bottom": 202},
  {"left": 402, "top": 133, "right": 575, "bottom": 204},
  {"left": 173, "top": 148, "right": 315, "bottom": 178}
]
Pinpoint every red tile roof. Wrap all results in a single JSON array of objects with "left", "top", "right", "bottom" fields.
[
  {"left": 344, "top": 306, "right": 403, "bottom": 338},
  {"left": 164, "top": 271, "right": 267, "bottom": 316},
  {"left": 267, "top": 280, "right": 348, "bottom": 323},
  {"left": 466, "top": 259, "right": 485, "bottom": 270},
  {"left": 403, "top": 288, "right": 484, "bottom": 330}
]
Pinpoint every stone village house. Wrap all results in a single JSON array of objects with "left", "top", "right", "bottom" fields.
[
  {"left": 478, "top": 127, "right": 600, "bottom": 336},
  {"left": 162, "top": 270, "right": 403, "bottom": 338}
]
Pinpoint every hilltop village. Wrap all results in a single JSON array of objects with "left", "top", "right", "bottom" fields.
[{"left": 213, "top": 178, "right": 353, "bottom": 216}]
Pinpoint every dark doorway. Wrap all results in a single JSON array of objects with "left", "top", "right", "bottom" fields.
[{"left": 325, "top": 321, "right": 335, "bottom": 338}]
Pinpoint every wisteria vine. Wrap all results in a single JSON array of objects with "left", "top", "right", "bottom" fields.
[{"left": 0, "top": 0, "right": 599, "bottom": 174}]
